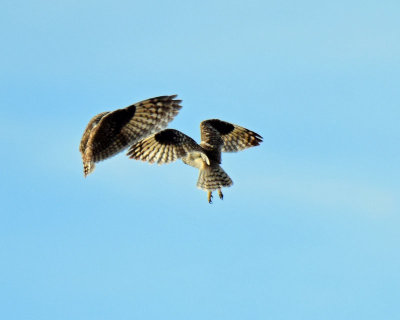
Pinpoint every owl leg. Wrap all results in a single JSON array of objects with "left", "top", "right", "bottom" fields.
[
  {"left": 208, "top": 191, "right": 213, "bottom": 204},
  {"left": 218, "top": 188, "right": 223, "bottom": 200}
]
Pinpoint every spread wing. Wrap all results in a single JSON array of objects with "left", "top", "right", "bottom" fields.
[
  {"left": 200, "top": 119, "right": 263, "bottom": 153},
  {"left": 127, "top": 129, "right": 209, "bottom": 166},
  {"left": 80, "top": 95, "right": 182, "bottom": 176},
  {"left": 79, "top": 111, "right": 110, "bottom": 156}
]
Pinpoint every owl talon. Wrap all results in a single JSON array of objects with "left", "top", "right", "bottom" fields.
[
  {"left": 218, "top": 189, "right": 223, "bottom": 200},
  {"left": 208, "top": 191, "right": 213, "bottom": 204}
]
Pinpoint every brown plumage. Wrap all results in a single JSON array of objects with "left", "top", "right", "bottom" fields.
[
  {"left": 79, "top": 95, "right": 182, "bottom": 177},
  {"left": 127, "top": 119, "right": 262, "bottom": 203}
]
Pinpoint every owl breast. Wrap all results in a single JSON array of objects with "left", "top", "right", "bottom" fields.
[{"left": 182, "top": 152, "right": 208, "bottom": 169}]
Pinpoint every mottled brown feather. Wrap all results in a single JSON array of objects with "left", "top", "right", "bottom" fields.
[
  {"left": 80, "top": 95, "right": 182, "bottom": 176},
  {"left": 200, "top": 119, "right": 263, "bottom": 153},
  {"left": 127, "top": 129, "right": 208, "bottom": 165}
]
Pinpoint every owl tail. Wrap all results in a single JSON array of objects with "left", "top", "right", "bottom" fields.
[{"left": 197, "top": 165, "right": 233, "bottom": 203}]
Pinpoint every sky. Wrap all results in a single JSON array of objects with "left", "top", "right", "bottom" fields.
[{"left": 1, "top": 0, "right": 399, "bottom": 319}]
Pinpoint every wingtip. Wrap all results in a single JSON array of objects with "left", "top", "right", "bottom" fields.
[
  {"left": 126, "top": 149, "right": 134, "bottom": 159},
  {"left": 83, "top": 161, "right": 95, "bottom": 177},
  {"left": 254, "top": 135, "right": 263, "bottom": 146}
]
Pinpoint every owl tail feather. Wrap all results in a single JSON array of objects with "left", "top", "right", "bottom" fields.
[
  {"left": 197, "top": 165, "right": 233, "bottom": 191},
  {"left": 197, "top": 165, "right": 233, "bottom": 203}
]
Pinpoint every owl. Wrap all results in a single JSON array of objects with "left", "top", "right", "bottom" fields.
[
  {"left": 127, "top": 119, "right": 262, "bottom": 203},
  {"left": 79, "top": 95, "right": 182, "bottom": 176}
]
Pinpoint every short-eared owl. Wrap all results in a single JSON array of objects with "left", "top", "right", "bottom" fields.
[
  {"left": 79, "top": 95, "right": 182, "bottom": 176},
  {"left": 127, "top": 119, "right": 262, "bottom": 203}
]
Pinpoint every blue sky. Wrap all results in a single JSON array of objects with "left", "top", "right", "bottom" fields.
[{"left": 1, "top": 0, "right": 399, "bottom": 319}]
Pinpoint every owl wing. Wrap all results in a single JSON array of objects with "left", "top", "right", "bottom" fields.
[
  {"left": 79, "top": 111, "right": 110, "bottom": 155},
  {"left": 80, "top": 95, "right": 182, "bottom": 176},
  {"left": 200, "top": 119, "right": 263, "bottom": 153},
  {"left": 127, "top": 129, "right": 209, "bottom": 165}
]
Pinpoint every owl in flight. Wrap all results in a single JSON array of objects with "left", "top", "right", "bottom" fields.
[
  {"left": 79, "top": 95, "right": 182, "bottom": 177},
  {"left": 127, "top": 119, "right": 262, "bottom": 203}
]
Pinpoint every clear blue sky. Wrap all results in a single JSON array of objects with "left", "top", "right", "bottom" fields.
[{"left": 1, "top": 0, "right": 399, "bottom": 319}]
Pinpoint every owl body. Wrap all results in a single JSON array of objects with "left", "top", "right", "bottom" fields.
[
  {"left": 127, "top": 119, "right": 262, "bottom": 203},
  {"left": 182, "top": 152, "right": 208, "bottom": 169}
]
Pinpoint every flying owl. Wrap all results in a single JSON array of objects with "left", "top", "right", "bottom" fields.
[
  {"left": 127, "top": 119, "right": 262, "bottom": 203},
  {"left": 79, "top": 95, "right": 182, "bottom": 177}
]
